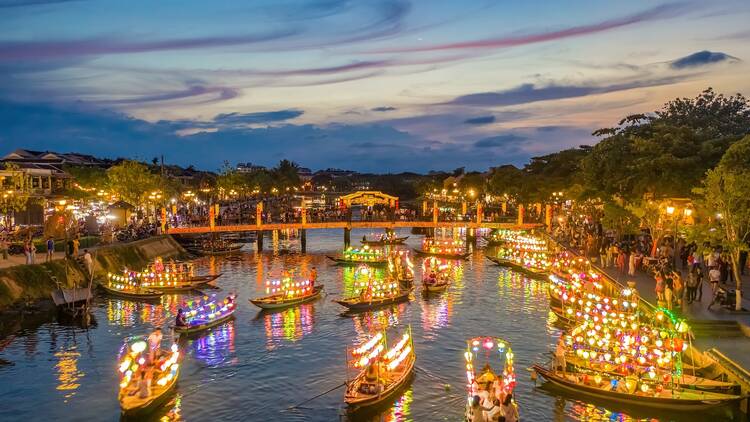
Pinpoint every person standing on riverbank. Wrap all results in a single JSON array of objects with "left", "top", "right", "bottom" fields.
[
  {"left": 1, "top": 237, "right": 8, "bottom": 260},
  {"left": 46, "top": 237, "right": 54, "bottom": 262}
]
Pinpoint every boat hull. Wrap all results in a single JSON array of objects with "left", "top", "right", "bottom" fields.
[
  {"left": 346, "top": 354, "right": 415, "bottom": 412},
  {"left": 335, "top": 290, "right": 411, "bottom": 311},
  {"left": 532, "top": 365, "right": 742, "bottom": 411},
  {"left": 250, "top": 286, "right": 324, "bottom": 310},
  {"left": 422, "top": 281, "right": 449, "bottom": 293},
  {"left": 361, "top": 236, "right": 409, "bottom": 246},
  {"left": 413, "top": 249, "right": 470, "bottom": 260},
  {"left": 326, "top": 256, "right": 388, "bottom": 267},
  {"left": 99, "top": 284, "right": 164, "bottom": 301},
  {"left": 120, "top": 369, "right": 178, "bottom": 417},
  {"left": 172, "top": 312, "right": 235, "bottom": 336},
  {"left": 486, "top": 256, "right": 549, "bottom": 279}
]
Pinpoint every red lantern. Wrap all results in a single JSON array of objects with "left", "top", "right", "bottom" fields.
[{"left": 673, "top": 338, "right": 684, "bottom": 352}]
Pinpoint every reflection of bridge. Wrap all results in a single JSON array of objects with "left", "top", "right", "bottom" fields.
[{"left": 168, "top": 220, "right": 544, "bottom": 251}]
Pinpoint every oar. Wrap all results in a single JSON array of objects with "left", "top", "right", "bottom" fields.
[{"left": 285, "top": 381, "right": 347, "bottom": 411}]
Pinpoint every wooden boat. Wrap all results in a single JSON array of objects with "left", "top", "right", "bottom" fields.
[
  {"left": 413, "top": 249, "right": 471, "bottom": 260},
  {"left": 486, "top": 256, "right": 549, "bottom": 279},
  {"left": 187, "top": 243, "right": 243, "bottom": 255},
  {"left": 531, "top": 364, "right": 743, "bottom": 411},
  {"left": 335, "top": 289, "right": 412, "bottom": 311},
  {"left": 118, "top": 339, "right": 180, "bottom": 417},
  {"left": 361, "top": 235, "right": 409, "bottom": 246},
  {"left": 563, "top": 354, "right": 738, "bottom": 394},
  {"left": 464, "top": 336, "right": 518, "bottom": 421},
  {"left": 250, "top": 285, "right": 324, "bottom": 310},
  {"left": 172, "top": 294, "right": 237, "bottom": 335},
  {"left": 345, "top": 328, "right": 415, "bottom": 411},
  {"left": 148, "top": 281, "right": 204, "bottom": 293},
  {"left": 189, "top": 273, "right": 222, "bottom": 285},
  {"left": 422, "top": 278, "right": 449, "bottom": 293},
  {"left": 327, "top": 256, "right": 388, "bottom": 267},
  {"left": 172, "top": 312, "right": 235, "bottom": 336},
  {"left": 99, "top": 283, "right": 164, "bottom": 301}
]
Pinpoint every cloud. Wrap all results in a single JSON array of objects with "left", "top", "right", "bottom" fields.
[
  {"left": 0, "top": 0, "right": 80, "bottom": 7},
  {"left": 447, "top": 76, "right": 690, "bottom": 107},
  {"left": 213, "top": 109, "right": 303, "bottom": 125},
  {"left": 473, "top": 134, "right": 526, "bottom": 148},
  {"left": 100, "top": 85, "right": 239, "bottom": 105},
  {"left": 670, "top": 50, "right": 739, "bottom": 69},
  {"left": 0, "top": 29, "right": 298, "bottom": 61},
  {"left": 463, "top": 115, "right": 495, "bottom": 125},
  {"left": 367, "top": 2, "right": 689, "bottom": 53},
  {"left": 371, "top": 106, "right": 397, "bottom": 112}
]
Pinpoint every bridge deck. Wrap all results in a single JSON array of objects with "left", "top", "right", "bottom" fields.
[{"left": 167, "top": 221, "right": 541, "bottom": 234}]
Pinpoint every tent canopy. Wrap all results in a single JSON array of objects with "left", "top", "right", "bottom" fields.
[{"left": 339, "top": 191, "right": 398, "bottom": 207}]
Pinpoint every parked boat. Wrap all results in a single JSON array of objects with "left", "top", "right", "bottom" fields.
[
  {"left": 421, "top": 257, "right": 453, "bottom": 293},
  {"left": 172, "top": 294, "right": 237, "bottom": 335},
  {"left": 335, "top": 289, "right": 412, "bottom": 311},
  {"left": 361, "top": 234, "right": 409, "bottom": 246},
  {"left": 532, "top": 364, "right": 743, "bottom": 411},
  {"left": 106, "top": 270, "right": 204, "bottom": 293},
  {"left": 99, "top": 283, "right": 164, "bottom": 301},
  {"left": 117, "top": 336, "right": 180, "bottom": 417},
  {"left": 251, "top": 285, "right": 324, "bottom": 310},
  {"left": 327, "top": 245, "right": 387, "bottom": 266},
  {"left": 345, "top": 326, "right": 415, "bottom": 412},
  {"left": 414, "top": 238, "right": 470, "bottom": 260},
  {"left": 486, "top": 255, "right": 549, "bottom": 279}
]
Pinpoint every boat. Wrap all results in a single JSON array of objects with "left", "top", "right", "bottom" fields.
[
  {"left": 189, "top": 273, "right": 223, "bottom": 286},
  {"left": 414, "top": 238, "right": 470, "bottom": 260},
  {"left": 172, "top": 294, "right": 236, "bottom": 335},
  {"left": 421, "top": 257, "right": 453, "bottom": 293},
  {"left": 464, "top": 336, "right": 518, "bottom": 422},
  {"left": 327, "top": 245, "right": 387, "bottom": 266},
  {"left": 106, "top": 269, "right": 205, "bottom": 293},
  {"left": 413, "top": 248, "right": 471, "bottom": 260},
  {"left": 485, "top": 255, "right": 549, "bottom": 279},
  {"left": 251, "top": 285, "right": 324, "bottom": 310},
  {"left": 345, "top": 326, "right": 415, "bottom": 412},
  {"left": 187, "top": 243, "right": 244, "bottom": 255},
  {"left": 532, "top": 364, "right": 743, "bottom": 411},
  {"left": 99, "top": 282, "right": 164, "bottom": 301},
  {"left": 361, "top": 234, "right": 409, "bottom": 246},
  {"left": 335, "top": 288, "right": 412, "bottom": 311},
  {"left": 117, "top": 336, "right": 180, "bottom": 417}
]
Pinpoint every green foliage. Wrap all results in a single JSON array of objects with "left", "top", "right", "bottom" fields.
[
  {"left": 106, "top": 160, "right": 159, "bottom": 206},
  {"left": 0, "top": 163, "right": 31, "bottom": 225},
  {"left": 272, "top": 159, "right": 301, "bottom": 189}
]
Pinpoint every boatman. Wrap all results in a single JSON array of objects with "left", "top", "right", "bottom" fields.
[
  {"left": 310, "top": 267, "right": 318, "bottom": 287},
  {"left": 147, "top": 328, "right": 163, "bottom": 363}
]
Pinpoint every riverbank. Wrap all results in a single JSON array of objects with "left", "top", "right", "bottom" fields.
[{"left": 0, "top": 235, "right": 186, "bottom": 312}]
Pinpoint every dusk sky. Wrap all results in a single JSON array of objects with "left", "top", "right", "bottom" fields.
[{"left": 1, "top": 0, "right": 749, "bottom": 172}]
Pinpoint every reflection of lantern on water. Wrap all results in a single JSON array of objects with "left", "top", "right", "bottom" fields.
[
  {"left": 55, "top": 349, "right": 84, "bottom": 401},
  {"left": 193, "top": 320, "right": 236, "bottom": 366},
  {"left": 107, "top": 296, "right": 178, "bottom": 327},
  {"left": 351, "top": 304, "right": 405, "bottom": 338},
  {"left": 420, "top": 295, "right": 452, "bottom": 334},
  {"left": 383, "top": 387, "right": 413, "bottom": 422},
  {"left": 263, "top": 305, "right": 315, "bottom": 350}
]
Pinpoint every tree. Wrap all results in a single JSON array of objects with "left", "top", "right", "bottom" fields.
[
  {"left": 694, "top": 135, "right": 750, "bottom": 310},
  {"left": 0, "top": 163, "right": 31, "bottom": 227},
  {"left": 107, "top": 160, "right": 159, "bottom": 206},
  {"left": 273, "top": 159, "right": 300, "bottom": 190},
  {"left": 63, "top": 165, "right": 109, "bottom": 199}
]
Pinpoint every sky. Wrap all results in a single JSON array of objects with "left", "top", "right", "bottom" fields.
[{"left": 1, "top": 0, "right": 749, "bottom": 173}]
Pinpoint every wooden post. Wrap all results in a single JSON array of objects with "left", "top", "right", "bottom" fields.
[
  {"left": 300, "top": 229, "right": 306, "bottom": 253},
  {"left": 476, "top": 202, "right": 483, "bottom": 224},
  {"left": 517, "top": 204, "right": 525, "bottom": 226},
  {"left": 256, "top": 230, "right": 263, "bottom": 251},
  {"left": 432, "top": 202, "right": 438, "bottom": 224},
  {"left": 301, "top": 207, "right": 307, "bottom": 225},
  {"left": 256, "top": 201, "right": 263, "bottom": 227},
  {"left": 209, "top": 204, "right": 215, "bottom": 231},
  {"left": 344, "top": 227, "right": 351, "bottom": 248}
]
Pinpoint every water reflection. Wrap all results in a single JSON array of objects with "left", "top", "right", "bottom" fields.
[
  {"left": 191, "top": 320, "right": 237, "bottom": 367},
  {"left": 106, "top": 295, "right": 182, "bottom": 327},
  {"left": 54, "top": 348, "right": 83, "bottom": 401},
  {"left": 350, "top": 304, "right": 407, "bottom": 341},
  {"left": 261, "top": 304, "right": 316, "bottom": 350}
]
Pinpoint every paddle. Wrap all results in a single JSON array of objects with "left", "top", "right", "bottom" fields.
[{"left": 285, "top": 381, "right": 347, "bottom": 410}]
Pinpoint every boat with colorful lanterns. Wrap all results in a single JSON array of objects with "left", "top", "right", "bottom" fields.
[
  {"left": 106, "top": 268, "right": 204, "bottom": 293},
  {"left": 117, "top": 335, "right": 180, "bottom": 417},
  {"left": 464, "top": 336, "right": 518, "bottom": 422},
  {"left": 250, "top": 276, "right": 323, "bottom": 310},
  {"left": 413, "top": 238, "right": 470, "bottom": 260},
  {"left": 421, "top": 257, "right": 452, "bottom": 293},
  {"left": 100, "top": 271, "right": 166, "bottom": 300},
  {"left": 172, "top": 293, "right": 237, "bottom": 335},
  {"left": 345, "top": 326, "right": 415, "bottom": 411},
  {"left": 327, "top": 245, "right": 387, "bottom": 266},
  {"left": 361, "top": 233, "right": 409, "bottom": 246},
  {"left": 145, "top": 257, "right": 222, "bottom": 286},
  {"left": 388, "top": 250, "right": 415, "bottom": 288},
  {"left": 531, "top": 363, "right": 743, "bottom": 411},
  {"left": 486, "top": 232, "right": 551, "bottom": 279},
  {"left": 483, "top": 229, "right": 522, "bottom": 246},
  {"left": 335, "top": 266, "right": 411, "bottom": 311}
]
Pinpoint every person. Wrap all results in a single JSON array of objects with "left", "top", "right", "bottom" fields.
[
  {"left": 672, "top": 271, "right": 684, "bottom": 308},
  {"left": 709, "top": 266, "right": 721, "bottom": 293},
  {"left": 83, "top": 249, "right": 93, "bottom": 274},
  {"left": 486, "top": 398, "right": 504, "bottom": 421},
  {"left": 46, "top": 237, "right": 54, "bottom": 262},
  {"left": 175, "top": 309, "right": 187, "bottom": 327},
  {"left": 1, "top": 237, "right": 8, "bottom": 260},
  {"left": 66, "top": 238, "right": 74, "bottom": 258},
  {"left": 664, "top": 275, "right": 674, "bottom": 310},
  {"left": 654, "top": 272, "right": 665, "bottom": 303},
  {"left": 147, "top": 328, "right": 163, "bottom": 363},
  {"left": 310, "top": 266, "right": 318, "bottom": 287},
  {"left": 73, "top": 236, "right": 80, "bottom": 256},
  {"left": 500, "top": 393, "right": 519, "bottom": 422},
  {"left": 468, "top": 395, "right": 494, "bottom": 422},
  {"left": 686, "top": 265, "right": 700, "bottom": 304},
  {"left": 29, "top": 242, "right": 36, "bottom": 264},
  {"left": 136, "top": 368, "right": 151, "bottom": 399},
  {"left": 23, "top": 241, "right": 31, "bottom": 265},
  {"left": 628, "top": 251, "right": 636, "bottom": 276}
]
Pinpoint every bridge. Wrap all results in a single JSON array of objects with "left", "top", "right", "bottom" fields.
[{"left": 167, "top": 220, "right": 544, "bottom": 251}]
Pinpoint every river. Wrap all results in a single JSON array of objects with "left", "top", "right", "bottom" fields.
[{"left": 0, "top": 229, "right": 742, "bottom": 421}]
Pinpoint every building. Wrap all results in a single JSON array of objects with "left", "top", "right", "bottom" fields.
[
  {"left": 297, "top": 167, "right": 313, "bottom": 181},
  {"left": 314, "top": 168, "right": 358, "bottom": 179},
  {"left": 236, "top": 162, "right": 266, "bottom": 173}
]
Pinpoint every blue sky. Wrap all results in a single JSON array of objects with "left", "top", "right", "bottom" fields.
[{"left": 1, "top": 0, "right": 749, "bottom": 172}]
